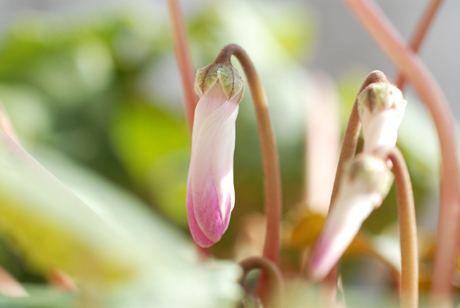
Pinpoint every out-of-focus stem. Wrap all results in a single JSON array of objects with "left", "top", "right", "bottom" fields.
[
  {"left": 343, "top": 1, "right": 459, "bottom": 305},
  {"left": 239, "top": 256, "right": 284, "bottom": 308},
  {"left": 168, "top": 0, "right": 211, "bottom": 258},
  {"left": 167, "top": 0, "right": 198, "bottom": 132},
  {"left": 304, "top": 74, "right": 340, "bottom": 213},
  {"left": 375, "top": 146, "right": 418, "bottom": 308},
  {"left": 394, "top": 0, "right": 443, "bottom": 91},
  {"left": 322, "top": 70, "right": 387, "bottom": 307},
  {"left": 215, "top": 43, "right": 282, "bottom": 300}
]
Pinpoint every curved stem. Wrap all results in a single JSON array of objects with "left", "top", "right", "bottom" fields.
[
  {"left": 394, "top": 0, "right": 444, "bottom": 91},
  {"left": 167, "top": 0, "right": 198, "bottom": 132},
  {"left": 321, "top": 71, "right": 387, "bottom": 307},
  {"left": 215, "top": 43, "right": 283, "bottom": 300},
  {"left": 344, "top": 1, "right": 459, "bottom": 304},
  {"left": 239, "top": 256, "right": 284, "bottom": 308},
  {"left": 329, "top": 70, "right": 388, "bottom": 207},
  {"left": 216, "top": 44, "right": 283, "bottom": 265},
  {"left": 375, "top": 146, "right": 418, "bottom": 308}
]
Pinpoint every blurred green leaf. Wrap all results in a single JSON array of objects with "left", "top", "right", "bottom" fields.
[
  {"left": 111, "top": 103, "right": 190, "bottom": 224},
  {"left": 31, "top": 146, "right": 243, "bottom": 307}
]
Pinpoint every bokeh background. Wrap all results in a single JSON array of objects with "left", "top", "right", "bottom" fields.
[{"left": 0, "top": 0, "right": 458, "bottom": 307}]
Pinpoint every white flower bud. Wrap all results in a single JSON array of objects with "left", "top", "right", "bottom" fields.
[
  {"left": 309, "top": 154, "right": 393, "bottom": 280},
  {"left": 358, "top": 82, "right": 407, "bottom": 152}
]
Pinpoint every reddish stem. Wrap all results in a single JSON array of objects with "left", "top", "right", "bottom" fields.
[
  {"left": 215, "top": 43, "right": 283, "bottom": 300},
  {"left": 239, "top": 256, "right": 284, "bottom": 308},
  {"left": 394, "top": 0, "right": 444, "bottom": 91},
  {"left": 329, "top": 70, "right": 388, "bottom": 205},
  {"left": 167, "top": 0, "right": 198, "bottom": 132},
  {"left": 321, "top": 70, "right": 387, "bottom": 307},
  {"left": 375, "top": 147, "right": 419, "bottom": 308},
  {"left": 344, "top": 0, "right": 459, "bottom": 305},
  {"left": 216, "top": 44, "right": 283, "bottom": 266}
]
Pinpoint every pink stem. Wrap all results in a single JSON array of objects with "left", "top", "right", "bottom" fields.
[
  {"left": 216, "top": 44, "right": 283, "bottom": 266},
  {"left": 215, "top": 43, "right": 283, "bottom": 301},
  {"left": 322, "top": 70, "right": 387, "bottom": 307},
  {"left": 167, "top": 0, "right": 198, "bottom": 132},
  {"left": 344, "top": 0, "right": 459, "bottom": 305},
  {"left": 168, "top": 0, "right": 213, "bottom": 258},
  {"left": 239, "top": 256, "right": 284, "bottom": 308},
  {"left": 375, "top": 147, "right": 419, "bottom": 308},
  {"left": 394, "top": 0, "right": 444, "bottom": 91}
]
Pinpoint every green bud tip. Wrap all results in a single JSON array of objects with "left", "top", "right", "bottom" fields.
[
  {"left": 358, "top": 82, "right": 406, "bottom": 113},
  {"left": 194, "top": 62, "right": 244, "bottom": 100}
]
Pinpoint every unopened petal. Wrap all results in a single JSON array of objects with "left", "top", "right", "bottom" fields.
[
  {"left": 358, "top": 83, "right": 406, "bottom": 153},
  {"left": 186, "top": 178, "right": 216, "bottom": 247},
  {"left": 191, "top": 83, "right": 229, "bottom": 149},
  {"left": 361, "top": 109, "right": 402, "bottom": 152},
  {"left": 211, "top": 105, "right": 239, "bottom": 232},
  {"left": 308, "top": 154, "right": 393, "bottom": 280},
  {"left": 186, "top": 82, "right": 242, "bottom": 246},
  {"left": 309, "top": 192, "right": 381, "bottom": 280}
]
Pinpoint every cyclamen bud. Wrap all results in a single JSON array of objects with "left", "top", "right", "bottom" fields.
[
  {"left": 358, "top": 82, "right": 406, "bottom": 153},
  {"left": 309, "top": 154, "right": 393, "bottom": 280},
  {"left": 187, "top": 61, "right": 244, "bottom": 248}
]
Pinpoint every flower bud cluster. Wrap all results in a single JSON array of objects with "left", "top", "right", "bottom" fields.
[{"left": 309, "top": 81, "right": 406, "bottom": 280}]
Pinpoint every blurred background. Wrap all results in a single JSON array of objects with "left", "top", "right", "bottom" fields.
[{"left": 0, "top": 0, "right": 458, "bottom": 307}]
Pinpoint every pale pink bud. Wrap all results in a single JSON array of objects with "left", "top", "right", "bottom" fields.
[
  {"left": 187, "top": 62, "right": 244, "bottom": 247},
  {"left": 358, "top": 82, "right": 406, "bottom": 153},
  {"left": 309, "top": 154, "right": 393, "bottom": 280}
]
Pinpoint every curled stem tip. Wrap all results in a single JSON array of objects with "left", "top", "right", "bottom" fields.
[
  {"left": 215, "top": 44, "right": 282, "bottom": 265},
  {"left": 374, "top": 146, "right": 418, "bottom": 308},
  {"left": 214, "top": 43, "right": 282, "bottom": 301},
  {"left": 330, "top": 70, "right": 387, "bottom": 210},
  {"left": 322, "top": 70, "right": 388, "bottom": 305},
  {"left": 239, "top": 256, "right": 283, "bottom": 308}
]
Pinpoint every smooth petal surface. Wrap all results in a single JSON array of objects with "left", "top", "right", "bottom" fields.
[
  {"left": 358, "top": 82, "right": 406, "bottom": 153},
  {"left": 309, "top": 191, "right": 382, "bottom": 280},
  {"left": 309, "top": 154, "right": 393, "bottom": 280},
  {"left": 187, "top": 82, "right": 242, "bottom": 247},
  {"left": 361, "top": 108, "right": 404, "bottom": 152}
]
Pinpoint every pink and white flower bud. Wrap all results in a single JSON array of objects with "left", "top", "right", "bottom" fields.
[
  {"left": 309, "top": 154, "right": 393, "bottom": 280},
  {"left": 358, "top": 82, "right": 406, "bottom": 153},
  {"left": 187, "top": 62, "right": 244, "bottom": 247}
]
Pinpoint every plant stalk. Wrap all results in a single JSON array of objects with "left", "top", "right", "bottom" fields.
[
  {"left": 394, "top": 0, "right": 444, "bottom": 91},
  {"left": 375, "top": 146, "right": 418, "bottom": 308},
  {"left": 215, "top": 44, "right": 283, "bottom": 299},
  {"left": 239, "top": 256, "right": 284, "bottom": 308},
  {"left": 321, "top": 70, "right": 388, "bottom": 307},
  {"left": 167, "top": 0, "right": 198, "bottom": 132},
  {"left": 216, "top": 43, "right": 283, "bottom": 266},
  {"left": 343, "top": 1, "right": 459, "bottom": 305}
]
